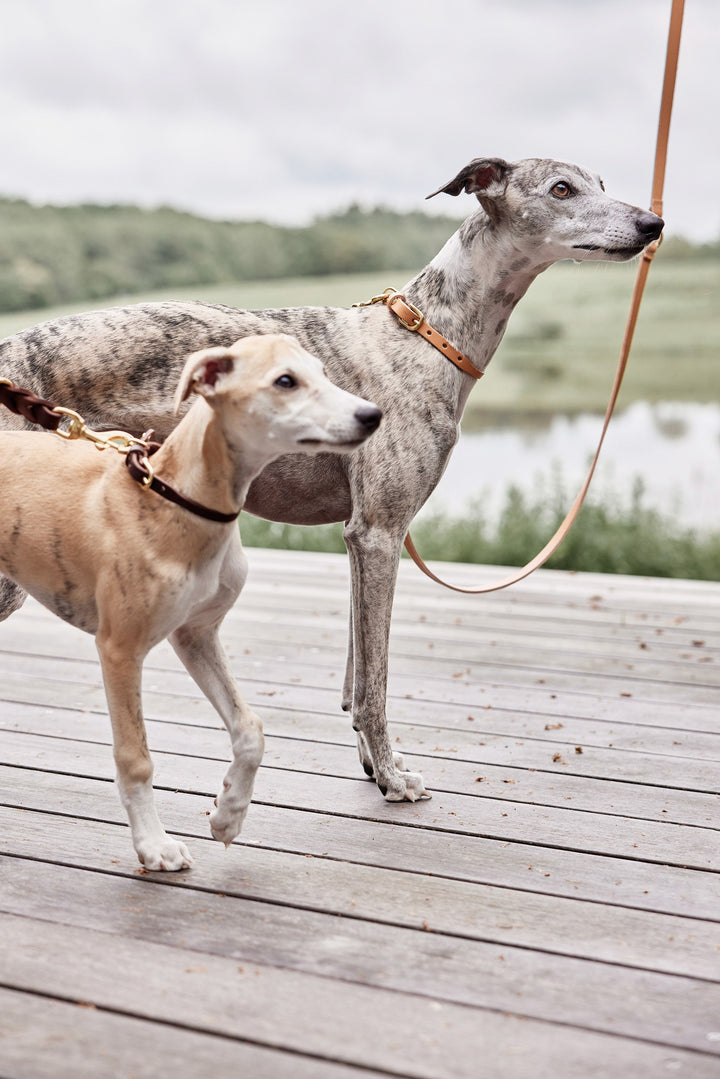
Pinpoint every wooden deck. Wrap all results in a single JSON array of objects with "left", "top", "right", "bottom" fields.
[{"left": 0, "top": 547, "right": 719, "bottom": 1078}]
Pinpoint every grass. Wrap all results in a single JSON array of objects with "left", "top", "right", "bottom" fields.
[
  {"left": 1, "top": 257, "right": 718, "bottom": 421},
  {"left": 476, "top": 257, "right": 720, "bottom": 423},
  {"left": 240, "top": 474, "right": 720, "bottom": 581},
  {"left": 0, "top": 270, "right": 408, "bottom": 339}
]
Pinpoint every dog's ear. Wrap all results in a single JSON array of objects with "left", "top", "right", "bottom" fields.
[
  {"left": 174, "top": 347, "right": 235, "bottom": 413},
  {"left": 426, "top": 158, "right": 511, "bottom": 201}
]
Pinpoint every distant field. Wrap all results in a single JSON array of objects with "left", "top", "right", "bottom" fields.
[
  {"left": 1, "top": 258, "right": 717, "bottom": 420},
  {"left": 478, "top": 257, "right": 720, "bottom": 422}
]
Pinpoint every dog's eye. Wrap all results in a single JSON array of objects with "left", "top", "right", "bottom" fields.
[
  {"left": 551, "top": 182, "right": 572, "bottom": 198},
  {"left": 274, "top": 374, "right": 297, "bottom": 390}
]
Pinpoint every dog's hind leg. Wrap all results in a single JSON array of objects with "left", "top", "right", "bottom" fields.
[
  {"left": 0, "top": 577, "right": 28, "bottom": 621},
  {"left": 344, "top": 519, "right": 429, "bottom": 801},
  {"left": 170, "top": 620, "right": 265, "bottom": 847},
  {"left": 97, "top": 633, "right": 193, "bottom": 871}
]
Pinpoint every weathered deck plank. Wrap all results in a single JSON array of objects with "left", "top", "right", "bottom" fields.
[
  {"left": 4, "top": 699, "right": 720, "bottom": 827},
  {"left": 3, "top": 859, "right": 720, "bottom": 1055},
  {"left": 2, "top": 806, "right": 719, "bottom": 979},
  {"left": 0, "top": 549, "right": 719, "bottom": 1078}
]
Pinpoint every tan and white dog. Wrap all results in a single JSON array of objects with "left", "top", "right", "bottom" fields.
[{"left": 0, "top": 334, "right": 381, "bottom": 870}]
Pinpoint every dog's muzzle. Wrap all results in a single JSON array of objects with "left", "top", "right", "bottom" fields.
[{"left": 355, "top": 405, "right": 382, "bottom": 435}]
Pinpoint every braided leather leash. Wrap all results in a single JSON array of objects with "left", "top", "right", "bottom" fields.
[
  {"left": 0, "top": 381, "right": 63, "bottom": 431},
  {"left": 0, "top": 380, "right": 239, "bottom": 524},
  {"left": 398, "top": 0, "right": 685, "bottom": 594}
]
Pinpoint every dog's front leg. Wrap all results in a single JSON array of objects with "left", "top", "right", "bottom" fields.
[
  {"left": 341, "top": 600, "right": 354, "bottom": 712},
  {"left": 170, "top": 621, "right": 264, "bottom": 847},
  {"left": 344, "top": 520, "right": 430, "bottom": 802},
  {"left": 96, "top": 636, "right": 193, "bottom": 871}
]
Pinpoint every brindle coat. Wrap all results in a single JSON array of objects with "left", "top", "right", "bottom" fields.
[{"left": 0, "top": 157, "right": 663, "bottom": 802}]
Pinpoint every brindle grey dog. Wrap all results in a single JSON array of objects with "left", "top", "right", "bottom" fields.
[{"left": 0, "top": 157, "right": 663, "bottom": 803}]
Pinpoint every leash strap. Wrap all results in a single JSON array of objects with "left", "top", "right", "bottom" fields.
[
  {"left": 403, "top": 0, "right": 684, "bottom": 594},
  {"left": 0, "top": 381, "right": 62, "bottom": 430}
]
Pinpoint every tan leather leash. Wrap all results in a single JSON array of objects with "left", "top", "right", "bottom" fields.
[{"left": 401, "top": 0, "right": 685, "bottom": 594}]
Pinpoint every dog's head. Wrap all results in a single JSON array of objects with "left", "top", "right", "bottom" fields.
[
  {"left": 175, "top": 334, "right": 381, "bottom": 455},
  {"left": 428, "top": 157, "right": 664, "bottom": 263}
]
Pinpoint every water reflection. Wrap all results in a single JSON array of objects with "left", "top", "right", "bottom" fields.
[{"left": 420, "top": 402, "right": 720, "bottom": 531}]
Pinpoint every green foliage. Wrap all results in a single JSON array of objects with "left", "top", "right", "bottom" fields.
[
  {"left": 0, "top": 198, "right": 462, "bottom": 313},
  {"left": 412, "top": 477, "right": 720, "bottom": 579},
  {"left": 474, "top": 257, "right": 720, "bottom": 417},
  {"left": 239, "top": 475, "right": 720, "bottom": 581},
  {"left": 661, "top": 234, "right": 720, "bottom": 260},
  {"left": 240, "top": 516, "right": 347, "bottom": 554}
]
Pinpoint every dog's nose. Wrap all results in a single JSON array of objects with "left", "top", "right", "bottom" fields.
[
  {"left": 636, "top": 211, "right": 664, "bottom": 240},
  {"left": 355, "top": 405, "right": 382, "bottom": 434}
]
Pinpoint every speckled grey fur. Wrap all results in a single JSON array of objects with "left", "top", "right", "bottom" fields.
[{"left": 0, "top": 157, "right": 663, "bottom": 801}]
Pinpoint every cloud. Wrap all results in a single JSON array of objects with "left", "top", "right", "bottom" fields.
[{"left": 1, "top": 0, "right": 717, "bottom": 238}]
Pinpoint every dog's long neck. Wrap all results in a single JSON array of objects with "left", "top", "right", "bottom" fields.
[
  {"left": 404, "top": 209, "right": 551, "bottom": 413},
  {"left": 152, "top": 400, "right": 268, "bottom": 519}
]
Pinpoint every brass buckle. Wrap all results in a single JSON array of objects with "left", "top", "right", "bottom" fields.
[
  {"left": 52, "top": 406, "right": 143, "bottom": 454},
  {"left": 643, "top": 230, "right": 664, "bottom": 263},
  {"left": 352, "top": 286, "right": 399, "bottom": 308},
  {"left": 389, "top": 294, "right": 424, "bottom": 332},
  {"left": 352, "top": 287, "right": 425, "bottom": 332},
  {"left": 137, "top": 456, "right": 154, "bottom": 488},
  {"left": 52, "top": 407, "right": 93, "bottom": 441}
]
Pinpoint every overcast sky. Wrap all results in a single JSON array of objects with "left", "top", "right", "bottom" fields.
[{"left": 1, "top": 0, "right": 717, "bottom": 240}]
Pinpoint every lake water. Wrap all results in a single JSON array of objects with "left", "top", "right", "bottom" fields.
[{"left": 419, "top": 402, "right": 720, "bottom": 532}]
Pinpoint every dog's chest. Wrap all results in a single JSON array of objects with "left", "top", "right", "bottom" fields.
[{"left": 157, "top": 536, "right": 249, "bottom": 636}]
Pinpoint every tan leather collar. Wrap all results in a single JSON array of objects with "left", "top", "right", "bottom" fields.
[{"left": 353, "top": 287, "right": 482, "bottom": 379}]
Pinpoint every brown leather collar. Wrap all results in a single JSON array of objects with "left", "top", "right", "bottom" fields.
[
  {"left": 125, "top": 441, "right": 240, "bottom": 524},
  {"left": 354, "top": 288, "right": 483, "bottom": 379}
]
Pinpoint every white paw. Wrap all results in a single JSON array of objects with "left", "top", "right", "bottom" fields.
[
  {"left": 209, "top": 800, "right": 249, "bottom": 848},
  {"left": 381, "top": 768, "right": 431, "bottom": 803},
  {"left": 137, "top": 836, "right": 193, "bottom": 872}
]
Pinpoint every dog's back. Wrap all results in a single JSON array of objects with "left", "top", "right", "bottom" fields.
[
  {"left": 0, "top": 299, "right": 364, "bottom": 440},
  {"left": 0, "top": 301, "right": 267, "bottom": 436}
]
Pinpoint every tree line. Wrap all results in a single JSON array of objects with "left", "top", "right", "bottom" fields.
[
  {"left": 0, "top": 196, "right": 713, "bottom": 315},
  {"left": 0, "top": 198, "right": 463, "bottom": 313}
]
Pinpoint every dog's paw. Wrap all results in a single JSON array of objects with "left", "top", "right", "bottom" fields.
[
  {"left": 137, "top": 836, "right": 193, "bottom": 872},
  {"left": 380, "top": 769, "right": 431, "bottom": 803},
  {"left": 209, "top": 801, "right": 249, "bottom": 848},
  {"left": 356, "top": 731, "right": 406, "bottom": 777}
]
